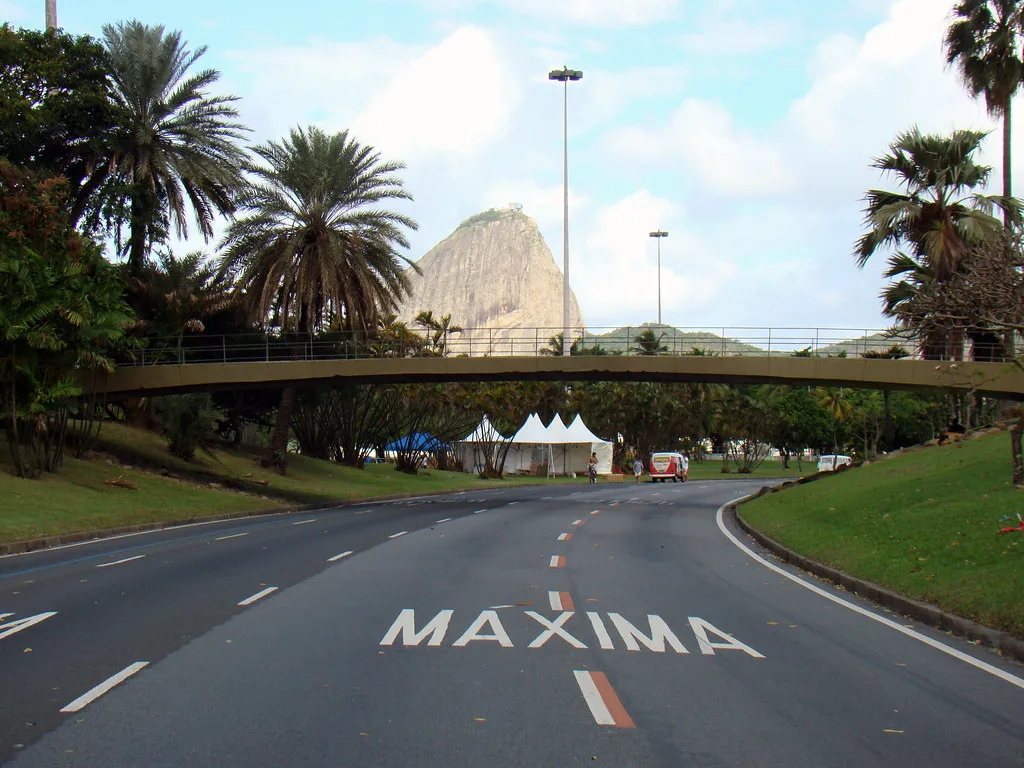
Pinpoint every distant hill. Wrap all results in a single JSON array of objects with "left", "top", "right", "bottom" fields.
[{"left": 581, "top": 324, "right": 764, "bottom": 355}]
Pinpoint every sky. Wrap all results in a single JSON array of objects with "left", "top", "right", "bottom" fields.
[{"left": 2, "top": 0, "right": 1008, "bottom": 332}]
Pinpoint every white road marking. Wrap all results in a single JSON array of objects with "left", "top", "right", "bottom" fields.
[
  {"left": 60, "top": 662, "right": 148, "bottom": 713},
  {"left": 590, "top": 510, "right": 601, "bottom": 515},
  {"left": 328, "top": 551, "right": 354, "bottom": 562},
  {"left": 526, "top": 611, "right": 586, "bottom": 648},
  {"left": 96, "top": 555, "right": 146, "bottom": 569},
  {"left": 557, "top": 533, "right": 570, "bottom": 541},
  {"left": 548, "top": 591, "right": 564, "bottom": 611},
  {"left": 452, "top": 611, "right": 514, "bottom": 647},
  {"left": 214, "top": 532, "right": 248, "bottom": 541},
  {"left": 716, "top": 500, "right": 1024, "bottom": 690},
  {"left": 388, "top": 531, "right": 408, "bottom": 539},
  {"left": 473, "top": 509, "right": 486, "bottom": 515},
  {"left": 0, "top": 611, "right": 57, "bottom": 640},
  {"left": 574, "top": 671, "right": 615, "bottom": 726},
  {"left": 291, "top": 519, "right": 317, "bottom": 526},
  {"left": 549, "top": 555, "right": 566, "bottom": 568},
  {"left": 238, "top": 587, "right": 278, "bottom": 606},
  {"left": 489, "top": 604, "right": 515, "bottom": 609},
  {"left": 435, "top": 518, "right": 453, "bottom": 524},
  {"left": 572, "top": 519, "right": 584, "bottom": 526},
  {"left": 587, "top": 612, "right": 615, "bottom": 649},
  {"left": 381, "top": 609, "right": 454, "bottom": 646}
]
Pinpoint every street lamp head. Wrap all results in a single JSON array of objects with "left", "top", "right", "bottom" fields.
[
  {"left": 649, "top": 230, "right": 669, "bottom": 238},
  {"left": 549, "top": 67, "right": 583, "bottom": 82}
]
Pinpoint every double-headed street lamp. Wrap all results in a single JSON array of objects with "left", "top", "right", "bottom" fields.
[
  {"left": 649, "top": 230, "right": 669, "bottom": 325},
  {"left": 549, "top": 66, "right": 583, "bottom": 357}
]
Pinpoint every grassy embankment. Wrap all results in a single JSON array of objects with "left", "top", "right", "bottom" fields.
[
  {"left": 741, "top": 430, "right": 1024, "bottom": 637},
  {"left": 0, "top": 421, "right": 804, "bottom": 544}
]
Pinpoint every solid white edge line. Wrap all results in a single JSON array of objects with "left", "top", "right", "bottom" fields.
[
  {"left": 549, "top": 591, "right": 563, "bottom": 611},
  {"left": 0, "top": 513, "right": 295, "bottom": 561},
  {"left": 573, "top": 670, "right": 615, "bottom": 726},
  {"left": 95, "top": 554, "right": 146, "bottom": 568},
  {"left": 214, "top": 532, "right": 249, "bottom": 541},
  {"left": 238, "top": 586, "right": 278, "bottom": 606},
  {"left": 435, "top": 518, "right": 452, "bottom": 524},
  {"left": 60, "top": 662, "right": 149, "bottom": 713},
  {"left": 328, "top": 551, "right": 354, "bottom": 562},
  {"left": 715, "top": 498, "right": 1024, "bottom": 691},
  {"left": 388, "top": 531, "right": 408, "bottom": 539}
]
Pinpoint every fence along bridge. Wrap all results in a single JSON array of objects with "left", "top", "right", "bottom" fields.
[{"left": 86, "top": 326, "right": 1024, "bottom": 399}]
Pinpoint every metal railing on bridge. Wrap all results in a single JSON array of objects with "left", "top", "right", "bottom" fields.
[{"left": 119, "top": 326, "right": 905, "bottom": 367}]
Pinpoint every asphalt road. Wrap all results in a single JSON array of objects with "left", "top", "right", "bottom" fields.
[{"left": 3, "top": 478, "right": 1023, "bottom": 766}]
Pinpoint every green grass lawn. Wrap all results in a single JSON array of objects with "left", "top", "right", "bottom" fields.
[
  {"left": 686, "top": 458, "right": 807, "bottom": 480},
  {"left": 740, "top": 430, "right": 1024, "bottom": 637}
]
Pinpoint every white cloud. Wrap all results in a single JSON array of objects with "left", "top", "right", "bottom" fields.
[
  {"left": 681, "top": 17, "right": 791, "bottom": 56},
  {"left": 403, "top": 0, "right": 681, "bottom": 26},
  {"left": 604, "top": 98, "right": 795, "bottom": 198},
  {"left": 352, "top": 26, "right": 518, "bottom": 159}
]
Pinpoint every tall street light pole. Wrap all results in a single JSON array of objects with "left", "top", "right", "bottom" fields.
[
  {"left": 549, "top": 66, "right": 582, "bottom": 357},
  {"left": 649, "top": 230, "right": 669, "bottom": 325},
  {"left": 45, "top": 0, "right": 57, "bottom": 29}
]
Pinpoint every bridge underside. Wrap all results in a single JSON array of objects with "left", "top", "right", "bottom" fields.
[{"left": 87, "top": 356, "right": 1024, "bottom": 399}]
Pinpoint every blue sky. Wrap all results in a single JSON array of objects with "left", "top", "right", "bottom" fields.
[{"left": 2, "top": 0, "right": 1005, "bottom": 332}]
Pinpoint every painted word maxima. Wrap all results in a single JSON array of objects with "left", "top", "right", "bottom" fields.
[{"left": 380, "top": 610, "right": 764, "bottom": 657}]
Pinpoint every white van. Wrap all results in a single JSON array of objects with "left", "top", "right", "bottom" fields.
[
  {"left": 817, "top": 454, "right": 852, "bottom": 473},
  {"left": 650, "top": 452, "right": 685, "bottom": 482}
]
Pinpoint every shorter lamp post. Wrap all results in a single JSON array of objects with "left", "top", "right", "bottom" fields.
[{"left": 649, "top": 230, "right": 669, "bottom": 325}]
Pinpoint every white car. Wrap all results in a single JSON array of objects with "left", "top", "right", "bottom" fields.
[{"left": 817, "top": 454, "right": 852, "bottom": 473}]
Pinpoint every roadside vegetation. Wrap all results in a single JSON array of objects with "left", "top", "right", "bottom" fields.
[{"left": 741, "top": 430, "right": 1024, "bottom": 637}]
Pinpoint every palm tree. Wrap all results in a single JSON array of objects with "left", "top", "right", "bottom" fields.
[
  {"left": 100, "top": 20, "right": 249, "bottom": 275},
  {"left": 945, "top": 0, "right": 1024, "bottom": 221},
  {"left": 630, "top": 329, "right": 669, "bottom": 356},
  {"left": 855, "top": 127, "right": 1016, "bottom": 281},
  {"left": 218, "top": 126, "right": 418, "bottom": 471},
  {"left": 540, "top": 333, "right": 581, "bottom": 356},
  {"left": 816, "top": 386, "right": 854, "bottom": 453},
  {"left": 414, "top": 310, "right": 464, "bottom": 356}
]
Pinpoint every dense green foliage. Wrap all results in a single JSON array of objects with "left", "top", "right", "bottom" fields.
[{"left": 0, "top": 162, "right": 132, "bottom": 477}]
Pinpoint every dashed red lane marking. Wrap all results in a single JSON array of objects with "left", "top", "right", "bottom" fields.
[
  {"left": 574, "top": 670, "right": 636, "bottom": 728},
  {"left": 549, "top": 555, "right": 566, "bottom": 568},
  {"left": 558, "top": 533, "right": 573, "bottom": 542}
]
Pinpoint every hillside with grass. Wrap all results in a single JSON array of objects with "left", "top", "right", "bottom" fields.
[{"left": 740, "top": 430, "right": 1024, "bottom": 637}]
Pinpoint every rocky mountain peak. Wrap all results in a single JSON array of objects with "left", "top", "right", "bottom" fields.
[{"left": 397, "top": 207, "right": 585, "bottom": 341}]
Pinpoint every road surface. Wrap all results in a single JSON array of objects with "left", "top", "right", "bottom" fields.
[{"left": 3, "top": 478, "right": 1022, "bottom": 766}]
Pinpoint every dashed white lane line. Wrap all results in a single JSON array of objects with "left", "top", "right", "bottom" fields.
[
  {"left": 550, "top": 555, "right": 566, "bottom": 568},
  {"left": 327, "top": 551, "right": 354, "bottom": 562},
  {"left": 388, "top": 531, "right": 408, "bottom": 539},
  {"left": 715, "top": 499, "right": 1024, "bottom": 692},
  {"left": 60, "top": 662, "right": 149, "bottom": 713},
  {"left": 473, "top": 509, "right": 486, "bottom": 515},
  {"left": 214, "top": 532, "right": 249, "bottom": 541},
  {"left": 291, "top": 519, "right": 317, "bottom": 526},
  {"left": 435, "top": 518, "right": 453, "bottom": 524},
  {"left": 573, "top": 670, "right": 635, "bottom": 728},
  {"left": 557, "top": 533, "right": 573, "bottom": 542},
  {"left": 96, "top": 555, "right": 146, "bottom": 569},
  {"left": 238, "top": 587, "right": 278, "bottom": 606},
  {"left": 590, "top": 510, "right": 601, "bottom": 516},
  {"left": 548, "top": 590, "right": 575, "bottom": 611},
  {"left": 572, "top": 519, "right": 585, "bottom": 526}
]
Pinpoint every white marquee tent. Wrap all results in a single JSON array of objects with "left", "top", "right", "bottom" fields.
[
  {"left": 456, "top": 416, "right": 511, "bottom": 473},
  {"left": 504, "top": 413, "right": 614, "bottom": 476}
]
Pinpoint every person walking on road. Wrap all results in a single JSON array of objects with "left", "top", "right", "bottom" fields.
[
  {"left": 682, "top": 452, "right": 689, "bottom": 482},
  {"left": 633, "top": 457, "right": 643, "bottom": 483}
]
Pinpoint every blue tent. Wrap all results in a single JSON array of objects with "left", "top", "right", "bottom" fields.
[{"left": 384, "top": 432, "right": 446, "bottom": 452}]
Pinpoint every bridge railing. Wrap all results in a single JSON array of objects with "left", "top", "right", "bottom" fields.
[{"left": 117, "top": 327, "right": 909, "bottom": 367}]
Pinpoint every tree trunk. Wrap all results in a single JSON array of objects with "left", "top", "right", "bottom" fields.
[
  {"left": 263, "top": 387, "right": 296, "bottom": 473},
  {"left": 1012, "top": 414, "right": 1024, "bottom": 489},
  {"left": 128, "top": 192, "right": 148, "bottom": 277},
  {"left": 1004, "top": 100, "right": 1013, "bottom": 223}
]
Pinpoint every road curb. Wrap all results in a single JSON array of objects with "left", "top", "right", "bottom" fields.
[
  {"left": 0, "top": 486, "right": 501, "bottom": 557},
  {"left": 728, "top": 497, "right": 1024, "bottom": 664}
]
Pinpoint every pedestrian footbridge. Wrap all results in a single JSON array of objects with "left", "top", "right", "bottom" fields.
[{"left": 86, "top": 327, "right": 1024, "bottom": 399}]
